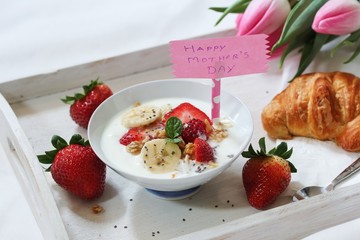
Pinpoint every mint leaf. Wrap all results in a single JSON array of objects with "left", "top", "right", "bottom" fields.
[{"left": 165, "top": 117, "right": 183, "bottom": 139}]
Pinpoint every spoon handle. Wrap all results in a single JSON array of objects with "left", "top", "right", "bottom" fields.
[{"left": 327, "top": 157, "right": 360, "bottom": 191}]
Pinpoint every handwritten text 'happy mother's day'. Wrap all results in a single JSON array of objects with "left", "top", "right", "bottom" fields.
[{"left": 170, "top": 35, "right": 269, "bottom": 78}]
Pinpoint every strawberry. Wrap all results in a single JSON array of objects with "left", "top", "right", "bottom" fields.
[
  {"left": 120, "top": 121, "right": 164, "bottom": 146},
  {"left": 162, "top": 102, "right": 212, "bottom": 128},
  {"left": 241, "top": 137, "right": 296, "bottom": 210},
  {"left": 62, "top": 79, "right": 113, "bottom": 129},
  {"left": 120, "top": 127, "right": 147, "bottom": 146},
  {"left": 194, "top": 138, "right": 214, "bottom": 162},
  {"left": 182, "top": 119, "right": 208, "bottom": 143},
  {"left": 37, "top": 134, "right": 106, "bottom": 200}
]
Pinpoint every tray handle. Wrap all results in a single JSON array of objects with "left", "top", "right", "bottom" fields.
[{"left": 0, "top": 93, "right": 69, "bottom": 240}]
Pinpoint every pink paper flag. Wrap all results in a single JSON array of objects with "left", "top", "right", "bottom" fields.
[
  {"left": 169, "top": 35, "right": 269, "bottom": 78},
  {"left": 169, "top": 35, "right": 269, "bottom": 121}
]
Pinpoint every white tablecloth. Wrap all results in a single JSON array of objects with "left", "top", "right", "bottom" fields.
[{"left": 1, "top": 1, "right": 360, "bottom": 239}]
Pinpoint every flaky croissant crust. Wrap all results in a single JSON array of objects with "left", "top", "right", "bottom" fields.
[{"left": 261, "top": 72, "right": 360, "bottom": 152}]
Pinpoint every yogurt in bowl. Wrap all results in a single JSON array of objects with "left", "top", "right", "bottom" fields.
[{"left": 88, "top": 80, "right": 253, "bottom": 199}]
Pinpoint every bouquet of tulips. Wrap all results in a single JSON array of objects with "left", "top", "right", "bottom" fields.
[{"left": 211, "top": 0, "right": 360, "bottom": 80}]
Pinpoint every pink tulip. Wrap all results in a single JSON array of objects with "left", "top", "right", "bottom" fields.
[
  {"left": 237, "top": 0, "right": 291, "bottom": 35},
  {"left": 312, "top": 0, "right": 360, "bottom": 35},
  {"left": 236, "top": 0, "right": 289, "bottom": 58}
]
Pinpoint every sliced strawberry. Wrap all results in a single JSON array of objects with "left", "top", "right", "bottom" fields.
[
  {"left": 119, "top": 121, "right": 164, "bottom": 146},
  {"left": 194, "top": 138, "right": 214, "bottom": 163},
  {"left": 119, "top": 127, "right": 147, "bottom": 146},
  {"left": 182, "top": 119, "right": 208, "bottom": 144},
  {"left": 162, "top": 102, "right": 212, "bottom": 126}
]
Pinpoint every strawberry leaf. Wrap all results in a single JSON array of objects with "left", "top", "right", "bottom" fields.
[
  {"left": 241, "top": 150, "right": 255, "bottom": 158},
  {"left": 281, "top": 148, "right": 293, "bottom": 160},
  {"left": 258, "top": 137, "right": 266, "bottom": 155},
  {"left": 61, "top": 78, "right": 101, "bottom": 104},
  {"left": 83, "top": 78, "right": 100, "bottom": 96},
  {"left": 51, "top": 135, "right": 68, "bottom": 150},
  {"left": 70, "top": 134, "right": 84, "bottom": 145},
  {"left": 45, "top": 149, "right": 58, "bottom": 159},
  {"left": 288, "top": 160, "right": 297, "bottom": 173},
  {"left": 71, "top": 134, "right": 90, "bottom": 146},
  {"left": 242, "top": 138, "right": 296, "bottom": 173},
  {"left": 273, "top": 142, "right": 288, "bottom": 156},
  {"left": 247, "top": 143, "right": 258, "bottom": 156},
  {"left": 38, "top": 134, "right": 90, "bottom": 170},
  {"left": 37, "top": 154, "right": 52, "bottom": 164},
  {"left": 242, "top": 137, "right": 294, "bottom": 160}
]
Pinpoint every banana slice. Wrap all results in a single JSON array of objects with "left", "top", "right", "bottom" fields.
[
  {"left": 122, "top": 105, "right": 161, "bottom": 128},
  {"left": 141, "top": 139, "right": 181, "bottom": 173}
]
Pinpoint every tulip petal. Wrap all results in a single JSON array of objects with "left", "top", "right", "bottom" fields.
[
  {"left": 312, "top": 0, "right": 360, "bottom": 35},
  {"left": 236, "top": 14, "right": 243, "bottom": 29},
  {"left": 238, "top": 0, "right": 290, "bottom": 35}
]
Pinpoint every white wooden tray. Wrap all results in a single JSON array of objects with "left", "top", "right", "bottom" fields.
[{"left": 1, "top": 30, "right": 360, "bottom": 240}]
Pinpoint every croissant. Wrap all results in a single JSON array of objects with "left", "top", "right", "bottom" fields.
[{"left": 261, "top": 71, "right": 360, "bottom": 152}]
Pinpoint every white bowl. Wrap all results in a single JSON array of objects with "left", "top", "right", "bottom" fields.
[{"left": 88, "top": 79, "right": 253, "bottom": 199}]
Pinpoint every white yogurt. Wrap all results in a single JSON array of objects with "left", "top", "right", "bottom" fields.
[{"left": 100, "top": 97, "right": 242, "bottom": 179}]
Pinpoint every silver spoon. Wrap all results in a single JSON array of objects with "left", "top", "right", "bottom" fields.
[{"left": 293, "top": 157, "right": 360, "bottom": 201}]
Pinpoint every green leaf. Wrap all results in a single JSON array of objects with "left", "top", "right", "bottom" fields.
[
  {"left": 258, "top": 137, "right": 266, "bottom": 154},
  {"left": 242, "top": 143, "right": 257, "bottom": 158},
  {"left": 165, "top": 117, "right": 183, "bottom": 139},
  {"left": 69, "top": 134, "right": 87, "bottom": 145},
  {"left": 209, "top": 7, "right": 229, "bottom": 13},
  {"left": 241, "top": 151, "right": 254, "bottom": 158},
  {"left": 273, "top": 0, "right": 327, "bottom": 51},
  {"left": 288, "top": 160, "right": 297, "bottom": 173},
  {"left": 281, "top": 148, "right": 293, "bottom": 160},
  {"left": 279, "top": 29, "right": 315, "bottom": 68},
  {"left": 61, "top": 96, "right": 76, "bottom": 104},
  {"left": 84, "top": 140, "right": 90, "bottom": 146},
  {"left": 268, "top": 147, "right": 276, "bottom": 155},
  {"left": 332, "top": 29, "right": 360, "bottom": 58},
  {"left": 51, "top": 135, "right": 68, "bottom": 149},
  {"left": 273, "top": 142, "right": 288, "bottom": 156},
  {"left": 242, "top": 137, "right": 296, "bottom": 171},
  {"left": 61, "top": 78, "right": 101, "bottom": 103},
  {"left": 241, "top": 137, "right": 294, "bottom": 160},
  {"left": 37, "top": 154, "right": 53, "bottom": 164},
  {"left": 292, "top": 33, "right": 330, "bottom": 80},
  {"left": 248, "top": 143, "right": 257, "bottom": 156},
  {"left": 212, "top": 0, "right": 251, "bottom": 26},
  {"left": 74, "top": 93, "right": 84, "bottom": 99},
  {"left": 45, "top": 149, "right": 58, "bottom": 159},
  {"left": 344, "top": 45, "right": 360, "bottom": 63}
]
